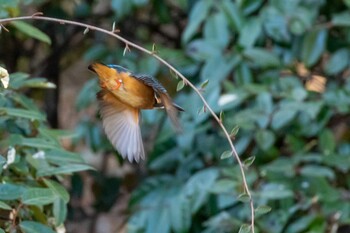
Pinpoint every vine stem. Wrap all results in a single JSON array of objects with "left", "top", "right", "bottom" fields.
[{"left": 0, "top": 14, "right": 255, "bottom": 232}]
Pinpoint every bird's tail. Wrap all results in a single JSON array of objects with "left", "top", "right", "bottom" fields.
[{"left": 158, "top": 92, "right": 183, "bottom": 132}]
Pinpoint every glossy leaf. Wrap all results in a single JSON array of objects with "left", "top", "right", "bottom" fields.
[
  {"left": 319, "top": 129, "right": 336, "bottom": 155},
  {"left": 43, "top": 179, "right": 70, "bottom": 203},
  {"left": 300, "top": 165, "right": 335, "bottom": 180},
  {"left": 239, "top": 224, "right": 251, "bottom": 233},
  {"left": 0, "top": 184, "right": 25, "bottom": 200},
  {"left": 0, "top": 201, "right": 11, "bottom": 210},
  {"left": 0, "top": 107, "right": 45, "bottom": 121},
  {"left": 200, "top": 79, "right": 209, "bottom": 89},
  {"left": 332, "top": 12, "right": 350, "bottom": 26},
  {"left": 255, "top": 129, "right": 276, "bottom": 150},
  {"left": 176, "top": 80, "right": 185, "bottom": 91},
  {"left": 221, "top": 0, "right": 244, "bottom": 31},
  {"left": 230, "top": 125, "right": 240, "bottom": 137},
  {"left": 22, "top": 188, "right": 56, "bottom": 205},
  {"left": 237, "top": 193, "right": 250, "bottom": 203},
  {"left": 243, "top": 48, "right": 280, "bottom": 68},
  {"left": 37, "top": 164, "right": 93, "bottom": 177},
  {"left": 271, "top": 108, "right": 297, "bottom": 129},
  {"left": 11, "top": 21, "right": 51, "bottom": 44},
  {"left": 53, "top": 198, "right": 67, "bottom": 226},
  {"left": 255, "top": 205, "right": 272, "bottom": 216},
  {"left": 204, "top": 12, "right": 230, "bottom": 48},
  {"left": 243, "top": 156, "right": 255, "bottom": 167},
  {"left": 324, "top": 49, "right": 350, "bottom": 75},
  {"left": 20, "top": 221, "right": 55, "bottom": 233},
  {"left": 239, "top": 18, "right": 261, "bottom": 48},
  {"left": 220, "top": 150, "right": 232, "bottom": 159},
  {"left": 301, "top": 29, "right": 327, "bottom": 67},
  {"left": 182, "top": 0, "right": 212, "bottom": 43}
]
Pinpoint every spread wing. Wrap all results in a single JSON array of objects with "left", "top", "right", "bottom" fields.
[{"left": 97, "top": 90, "right": 145, "bottom": 162}]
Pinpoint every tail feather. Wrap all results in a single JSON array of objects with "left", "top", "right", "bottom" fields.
[{"left": 158, "top": 92, "right": 182, "bottom": 132}]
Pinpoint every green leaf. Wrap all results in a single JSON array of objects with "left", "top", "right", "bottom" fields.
[
  {"left": 11, "top": 21, "right": 51, "bottom": 45},
  {"left": 230, "top": 125, "right": 240, "bottom": 137},
  {"left": 239, "top": 18, "right": 261, "bottom": 48},
  {"left": 22, "top": 188, "right": 56, "bottom": 205},
  {"left": 237, "top": 193, "right": 250, "bottom": 203},
  {"left": 221, "top": 0, "right": 244, "bottom": 31},
  {"left": 20, "top": 221, "right": 55, "bottom": 233},
  {"left": 53, "top": 198, "right": 67, "bottom": 226},
  {"left": 176, "top": 80, "right": 185, "bottom": 91},
  {"left": 240, "top": 0, "right": 264, "bottom": 15},
  {"left": 219, "top": 111, "right": 224, "bottom": 122},
  {"left": 204, "top": 12, "right": 230, "bottom": 48},
  {"left": 243, "top": 156, "right": 255, "bottom": 167},
  {"left": 45, "top": 149, "right": 84, "bottom": 164},
  {"left": 257, "top": 183, "right": 293, "bottom": 200},
  {"left": 21, "top": 78, "right": 56, "bottom": 89},
  {"left": 0, "top": 107, "right": 45, "bottom": 121},
  {"left": 182, "top": 168, "right": 219, "bottom": 213},
  {"left": 211, "top": 179, "right": 237, "bottom": 193},
  {"left": 238, "top": 224, "right": 251, "bottom": 233},
  {"left": 0, "top": 228, "right": 4, "bottom": 233},
  {"left": 169, "top": 195, "right": 191, "bottom": 232},
  {"left": 43, "top": 179, "right": 70, "bottom": 203},
  {"left": 243, "top": 48, "right": 280, "bottom": 68},
  {"left": 300, "top": 165, "right": 335, "bottom": 180},
  {"left": 324, "top": 49, "right": 350, "bottom": 75},
  {"left": 220, "top": 150, "right": 232, "bottom": 159},
  {"left": 0, "top": 184, "right": 25, "bottom": 200},
  {"left": 0, "top": 201, "right": 11, "bottom": 210},
  {"left": 301, "top": 29, "right": 327, "bottom": 67},
  {"left": 262, "top": 6, "right": 290, "bottom": 42},
  {"left": 319, "top": 129, "right": 336, "bottom": 155},
  {"left": 37, "top": 164, "right": 93, "bottom": 177},
  {"left": 15, "top": 137, "right": 59, "bottom": 150},
  {"left": 182, "top": 0, "right": 212, "bottom": 43},
  {"left": 200, "top": 79, "right": 209, "bottom": 89},
  {"left": 255, "top": 129, "right": 275, "bottom": 150},
  {"left": 271, "top": 108, "right": 297, "bottom": 129},
  {"left": 332, "top": 11, "right": 350, "bottom": 26},
  {"left": 255, "top": 205, "right": 272, "bottom": 216}
]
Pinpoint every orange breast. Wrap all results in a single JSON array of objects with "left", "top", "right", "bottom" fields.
[
  {"left": 92, "top": 63, "right": 155, "bottom": 109},
  {"left": 112, "top": 72, "right": 155, "bottom": 109}
]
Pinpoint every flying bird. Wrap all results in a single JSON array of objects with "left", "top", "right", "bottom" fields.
[{"left": 88, "top": 62, "right": 183, "bottom": 162}]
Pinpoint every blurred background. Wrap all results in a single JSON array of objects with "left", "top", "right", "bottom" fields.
[{"left": 1, "top": 0, "right": 350, "bottom": 232}]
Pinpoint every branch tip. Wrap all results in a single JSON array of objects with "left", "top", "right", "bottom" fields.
[
  {"left": 123, "top": 44, "right": 131, "bottom": 56},
  {"left": 31, "top": 12, "right": 44, "bottom": 17},
  {"left": 0, "top": 24, "right": 9, "bottom": 32}
]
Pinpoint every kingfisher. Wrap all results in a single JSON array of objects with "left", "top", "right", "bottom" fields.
[{"left": 88, "top": 62, "right": 184, "bottom": 162}]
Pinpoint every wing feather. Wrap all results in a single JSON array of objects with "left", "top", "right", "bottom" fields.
[{"left": 98, "top": 90, "right": 145, "bottom": 162}]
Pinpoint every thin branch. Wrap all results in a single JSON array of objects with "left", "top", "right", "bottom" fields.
[{"left": 0, "top": 14, "right": 255, "bottom": 231}]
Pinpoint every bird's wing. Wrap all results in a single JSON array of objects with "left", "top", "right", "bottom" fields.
[
  {"left": 97, "top": 90, "right": 145, "bottom": 162},
  {"left": 130, "top": 74, "right": 168, "bottom": 94},
  {"left": 131, "top": 74, "right": 183, "bottom": 131}
]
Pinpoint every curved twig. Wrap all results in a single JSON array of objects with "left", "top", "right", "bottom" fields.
[{"left": 0, "top": 14, "right": 255, "bottom": 231}]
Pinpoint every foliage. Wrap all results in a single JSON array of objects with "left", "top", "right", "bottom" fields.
[
  {"left": 0, "top": 71, "right": 91, "bottom": 232},
  {"left": 2, "top": 0, "right": 350, "bottom": 233}
]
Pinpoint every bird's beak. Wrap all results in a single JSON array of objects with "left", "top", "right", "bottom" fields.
[
  {"left": 88, "top": 63, "right": 99, "bottom": 73},
  {"left": 88, "top": 64, "right": 95, "bottom": 73}
]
